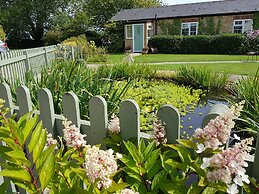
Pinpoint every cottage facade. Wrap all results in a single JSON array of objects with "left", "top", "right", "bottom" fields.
[{"left": 111, "top": 0, "right": 259, "bottom": 52}]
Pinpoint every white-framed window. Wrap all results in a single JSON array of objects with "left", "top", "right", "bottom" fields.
[
  {"left": 147, "top": 22, "right": 153, "bottom": 39},
  {"left": 233, "top": 19, "right": 253, "bottom": 34},
  {"left": 181, "top": 22, "right": 198, "bottom": 36},
  {"left": 125, "top": 25, "right": 133, "bottom": 39}
]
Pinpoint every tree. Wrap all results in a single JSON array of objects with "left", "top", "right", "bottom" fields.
[
  {"left": 0, "top": 0, "right": 68, "bottom": 47},
  {"left": 85, "top": 0, "right": 162, "bottom": 28}
]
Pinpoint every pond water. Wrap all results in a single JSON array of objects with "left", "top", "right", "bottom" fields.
[{"left": 180, "top": 92, "right": 229, "bottom": 138}]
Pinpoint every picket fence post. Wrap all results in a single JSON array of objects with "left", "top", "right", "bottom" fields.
[
  {"left": 38, "top": 89, "right": 55, "bottom": 135},
  {"left": 17, "top": 86, "right": 33, "bottom": 116},
  {"left": 157, "top": 105, "right": 180, "bottom": 144},
  {"left": 23, "top": 51, "right": 31, "bottom": 72},
  {"left": 120, "top": 99, "right": 140, "bottom": 145},
  {"left": 89, "top": 96, "right": 108, "bottom": 145}
]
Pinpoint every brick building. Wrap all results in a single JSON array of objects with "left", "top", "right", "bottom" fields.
[{"left": 111, "top": 0, "right": 259, "bottom": 52}]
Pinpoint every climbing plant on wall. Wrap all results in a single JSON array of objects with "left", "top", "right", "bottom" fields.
[
  {"left": 159, "top": 19, "right": 181, "bottom": 35},
  {"left": 199, "top": 16, "right": 222, "bottom": 35},
  {"left": 254, "top": 12, "right": 259, "bottom": 29}
]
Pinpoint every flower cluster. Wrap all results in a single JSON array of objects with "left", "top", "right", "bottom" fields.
[
  {"left": 85, "top": 145, "right": 122, "bottom": 189},
  {"left": 194, "top": 101, "right": 244, "bottom": 152},
  {"left": 120, "top": 188, "right": 139, "bottom": 194},
  {"left": 62, "top": 118, "right": 86, "bottom": 148},
  {"left": 44, "top": 132, "right": 57, "bottom": 150},
  {"left": 153, "top": 119, "right": 167, "bottom": 146},
  {"left": 108, "top": 114, "right": 120, "bottom": 133},
  {"left": 247, "top": 29, "right": 259, "bottom": 39},
  {"left": 201, "top": 137, "right": 254, "bottom": 194}
]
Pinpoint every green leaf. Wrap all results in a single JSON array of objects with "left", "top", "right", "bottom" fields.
[
  {"left": 161, "top": 182, "right": 188, "bottom": 194},
  {"left": 187, "top": 183, "right": 203, "bottom": 194},
  {"left": 202, "top": 187, "right": 218, "bottom": 194},
  {"left": 119, "top": 155, "right": 139, "bottom": 174},
  {"left": 190, "top": 162, "right": 206, "bottom": 177},
  {"left": 39, "top": 151, "right": 55, "bottom": 189},
  {"left": 0, "top": 167, "right": 31, "bottom": 182},
  {"left": 147, "top": 159, "right": 162, "bottom": 180},
  {"left": 164, "top": 159, "right": 187, "bottom": 171},
  {"left": 177, "top": 139, "right": 197, "bottom": 149},
  {"left": 143, "top": 141, "right": 156, "bottom": 160},
  {"left": 123, "top": 141, "right": 143, "bottom": 163},
  {"left": 36, "top": 144, "right": 56, "bottom": 173},
  {"left": 124, "top": 167, "right": 142, "bottom": 182},
  {"left": 5, "top": 119, "right": 24, "bottom": 146},
  {"left": 70, "top": 167, "right": 90, "bottom": 185},
  {"left": 107, "top": 182, "right": 129, "bottom": 192},
  {"left": 28, "top": 121, "right": 43, "bottom": 153},
  {"left": 144, "top": 149, "right": 160, "bottom": 171},
  {"left": 21, "top": 113, "right": 38, "bottom": 145},
  {"left": 151, "top": 169, "right": 167, "bottom": 190},
  {"left": 166, "top": 144, "right": 192, "bottom": 164},
  {"left": 138, "top": 139, "right": 146, "bottom": 155}
]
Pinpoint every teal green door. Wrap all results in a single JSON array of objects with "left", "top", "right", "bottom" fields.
[{"left": 133, "top": 24, "right": 144, "bottom": 52}]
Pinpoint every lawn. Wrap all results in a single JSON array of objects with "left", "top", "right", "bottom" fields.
[
  {"left": 151, "top": 62, "right": 259, "bottom": 76},
  {"left": 134, "top": 54, "right": 250, "bottom": 63},
  {"left": 106, "top": 54, "right": 126, "bottom": 63}
]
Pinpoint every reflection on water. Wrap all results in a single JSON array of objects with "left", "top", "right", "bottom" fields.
[{"left": 181, "top": 91, "right": 229, "bottom": 138}]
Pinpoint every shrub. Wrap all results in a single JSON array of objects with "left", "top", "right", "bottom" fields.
[
  {"left": 0, "top": 25, "right": 6, "bottom": 40},
  {"left": 175, "top": 66, "right": 229, "bottom": 90},
  {"left": 96, "top": 62, "right": 157, "bottom": 80},
  {"left": 230, "top": 68, "right": 259, "bottom": 135},
  {"left": 44, "top": 30, "right": 63, "bottom": 45},
  {"left": 148, "top": 34, "right": 245, "bottom": 54},
  {"left": 62, "top": 35, "right": 108, "bottom": 62}
]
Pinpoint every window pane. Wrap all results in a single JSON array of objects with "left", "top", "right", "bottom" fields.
[
  {"left": 182, "top": 28, "right": 189, "bottom": 36},
  {"left": 233, "top": 26, "right": 242, "bottom": 34},
  {"left": 235, "top": 21, "right": 242, "bottom": 25},
  {"left": 126, "top": 25, "right": 132, "bottom": 38}
]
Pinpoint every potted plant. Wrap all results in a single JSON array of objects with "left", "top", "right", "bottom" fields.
[
  {"left": 124, "top": 45, "right": 132, "bottom": 53},
  {"left": 142, "top": 47, "right": 149, "bottom": 54}
]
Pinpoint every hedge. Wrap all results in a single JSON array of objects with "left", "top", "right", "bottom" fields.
[{"left": 148, "top": 34, "right": 246, "bottom": 54}]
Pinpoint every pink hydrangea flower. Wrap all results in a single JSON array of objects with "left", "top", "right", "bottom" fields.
[
  {"left": 194, "top": 101, "right": 244, "bottom": 151},
  {"left": 120, "top": 188, "right": 139, "bottom": 194},
  {"left": 62, "top": 118, "right": 86, "bottom": 148},
  {"left": 108, "top": 114, "right": 120, "bottom": 133},
  {"left": 85, "top": 145, "right": 120, "bottom": 189},
  {"left": 44, "top": 132, "right": 57, "bottom": 150},
  {"left": 153, "top": 119, "right": 167, "bottom": 145}
]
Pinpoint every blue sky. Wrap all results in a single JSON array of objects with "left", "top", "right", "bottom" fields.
[{"left": 163, "top": 0, "right": 221, "bottom": 5}]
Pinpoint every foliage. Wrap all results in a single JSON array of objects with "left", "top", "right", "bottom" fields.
[
  {"left": 124, "top": 80, "right": 202, "bottom": 130},
  {"left": 148, "top": 34, "right": 245, "bottom": 54},
  {"left": 0, "top": 25, "right": 6, "bottom": 40},
  {"left": 230, "top": 68, "right": 259, "bottom": 135},
  {"left": 2, "top": 61, "right": 131, "bottom": 120},
  {"left": 0, "top": 101, "right": 127, "bottom": 193},
  {"left": 158, "top": 19, "right": 181, "bottom": 35},
  {"left": 85, "top": 0, "right": 162, "bottom": 28},
  {"left": 241, "top": 30, "right": 259, "bottom": 53},
  {"left": 44, "top": 30, "right": 64, "bottom": 45},
  {"left": 0, "top": 0, "right": 67, "bottom": 47},
  {"left": 104, "top": 22, "right": 125, "bottom": 53},
  {"left": 96, "top": 62, "right": 157, "bottom": 80},
  {"left": 62, "top": 35, "right": 107, "bottom": 62},
  {"left": 253, "top": 13, "right": 259, "bottom": 30},
  {"left": 175, "top": 66, "right": 229, "bottom": 90},
  {"left": 199, "top": 16, "right": 222, "bottom": 35}
]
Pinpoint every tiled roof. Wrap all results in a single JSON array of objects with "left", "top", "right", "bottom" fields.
[{"left": 111, "top": 0, "right": 259, "bottom": 22}]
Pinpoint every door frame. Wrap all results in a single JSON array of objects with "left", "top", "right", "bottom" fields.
[{"left": 133, "top": 23, "right": 144, "bottom": 53}]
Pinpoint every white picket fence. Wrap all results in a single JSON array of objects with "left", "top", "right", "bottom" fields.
[
  {"left": 0, "top": 45, "right": 83, "bottom": 86},
  {"left": 0, "top": 83, "right": 258, "bottom": 181}
]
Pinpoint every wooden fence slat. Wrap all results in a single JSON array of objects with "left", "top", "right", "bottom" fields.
[
  {"left": 16, "top": 86, "right": 33, "bottom": 116},
  {"left": 252, "top": 134, "right": 259, "bottom": 179},
  {"left": 89, "top": 96, "right": 108, "bottom": 145},
  {"left": 0, "top": 83, "right": 13, "bottom": 118},
  {"left": 202, "top": 104, "right": 229, "bottom": 127},
  {"left": 120, "top": 99, "right": 140, "bottom": 144},
  {"left": 38, "top": 89, "right": 55, "bottom": 135},
  {"left": 157, "top": 105, "right": 180, "bottom": 144},
  {"left": 62, "top": 92, "right": 81, "bottom": 128}
]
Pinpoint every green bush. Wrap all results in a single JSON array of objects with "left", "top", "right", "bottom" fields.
[
  {"left": 97, "top": 62, "right": 157, "bottom": 80},
  {"left": 62, "top": 35, "right": 108, "bottom": 62},
  {"left": 44, "top": 30, "right": 64, "bottom": 45},
  {"left": 148, "top": 34, "right": 245, "bottom": 54},
  {"left": 175, "top": 66, "right": 229, "bottom": 90}
]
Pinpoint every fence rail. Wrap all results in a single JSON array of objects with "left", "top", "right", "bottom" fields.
[
  {"left": 0, "top": 45, "right": 82, "bottom": 86},
  {"left": 0, "top": 83, "right": 258, "bottom": 181}
]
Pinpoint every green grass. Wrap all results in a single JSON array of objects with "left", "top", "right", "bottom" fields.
[
  {"left": 151, "top": 62, "right": 259, "bottom": 76},
  {"left": 134, "top": 54, "right": 250, "bottom": 63},
  {"left": 106, "top": 54, "right": 126, "bottom": 63}
]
